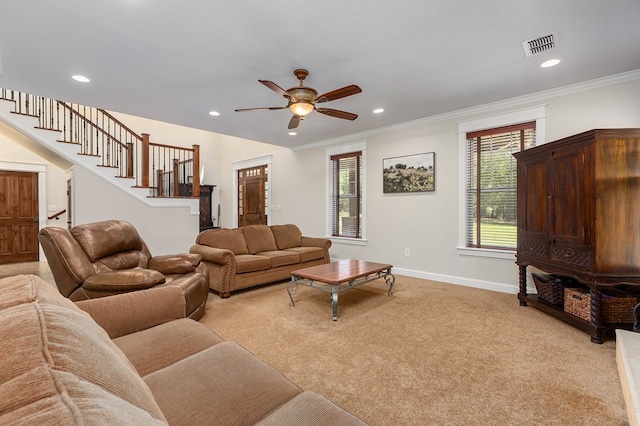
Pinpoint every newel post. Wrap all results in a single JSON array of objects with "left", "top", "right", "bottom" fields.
[
  {"left": 192, "top": 144, "right": 200, "bottom": 197},
  {"left": 141, "top": 133, "right": 150, "bottom": 188}
]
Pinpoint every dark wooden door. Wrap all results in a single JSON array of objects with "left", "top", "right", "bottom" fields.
[
  {"left": 238, "top": 166, "right": 267, "bottom": 226},
  {"left": 0, "top": 171, "right": 39, "bottom": 263}
]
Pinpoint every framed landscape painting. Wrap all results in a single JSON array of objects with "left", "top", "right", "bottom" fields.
[{"left": 383, "top": 152, "right": 435, "bottom": 193}]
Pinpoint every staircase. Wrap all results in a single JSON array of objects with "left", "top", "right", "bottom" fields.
[{"left": 0, "top": 88, "right": 200, "bottom": 213}]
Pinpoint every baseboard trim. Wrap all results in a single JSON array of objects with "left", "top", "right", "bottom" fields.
[{"left": 391, "top": 267, "right": 519, "bottom": 294}]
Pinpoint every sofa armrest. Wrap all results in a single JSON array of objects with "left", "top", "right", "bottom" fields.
[
  {"left": 149, "top": 253, "right": 202, "bottom": 274},
  {"left": 83, "top": 269, "right": 165, "bottom": 291},
  {"left": 301, "top": 236, "right": 332, "bottom": 250},
  {"left": 301, "top": 236, "right": 332, "bottom": 262},
  {"left": 75, "top": 285, "right": 186, "bottom": 339},
  {"left": 189, "top": 244, "right": 235, "bottom": 266}
]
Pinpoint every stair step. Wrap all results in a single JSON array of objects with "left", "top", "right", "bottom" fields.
[
  {"left": 616, "top": 329, "right": 640, "bottom": 426},
  {"left": 35, "top": 126, "right": 62, "bottom": 132},
  {"left": 11, "top": 110, "right": 38, "bottom": 118}
]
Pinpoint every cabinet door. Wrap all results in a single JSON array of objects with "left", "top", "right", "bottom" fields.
[
  {"left": 517, "top": 154, "right": 548, "bottom": 259},
  {"left": 549, "top": 144, "right": 591, "bottom": 269}
]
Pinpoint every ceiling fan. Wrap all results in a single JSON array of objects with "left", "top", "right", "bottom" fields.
[{"left": 235, "top": 69, "right": 362, "bottom": 129}]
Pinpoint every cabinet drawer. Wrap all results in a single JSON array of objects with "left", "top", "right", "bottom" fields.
[
  {"left": 518, "top": 241, "right": 548, "bottom": 258},
  {"left": 550, "top": 246, "right": 590, "bottom": 268}
]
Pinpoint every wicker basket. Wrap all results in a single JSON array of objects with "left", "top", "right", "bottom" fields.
[
  {"left": 532, "top": 273, "right": 570, "bottom": 305},
  {"left": 564, "top": 288, "right": 639, "bottom": 323}
]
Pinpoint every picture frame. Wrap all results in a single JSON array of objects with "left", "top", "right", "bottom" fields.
[{"left": 383, "top": 152, "right": 435, "bottom": 193}]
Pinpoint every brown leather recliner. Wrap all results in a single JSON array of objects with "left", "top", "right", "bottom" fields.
[{"left": 38, "top": 220, "right": 209, "bottom": 320}]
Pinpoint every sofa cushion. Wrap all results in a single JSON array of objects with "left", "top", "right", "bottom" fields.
[
  {"left": 235, "top": 254, "right": 272, "bottom": 273},
  {"left": 196, "top": 228, "right": 249, "bottom": 255},
  {"left": 0, "top": 274, "right": 167, "bottom": 423},
  {"left": 242, "top": 225, "right": 278, "bottom": 254},
  {"left": 114, "top": 318, "right": 224, "bottom": 377},
  {"left": 83, "top": 269, "right": 166, "bottom": 291},
  {"left": 257, "top": 250, "right": 300, "bottom": 268},
  {"left": 71, "top": 220, "right": 144, "bottom": 262},
  {"left": 143, "top": 341, "right": 302, "bottom": 426},
  {"left": 257, "top": 391, "right": 368, "bottom": 426},
  {"left": 270, "top": 224, "right": 303, "bottom": 250},
  {"left": 283, "top": 246, "right": 326, "bottom": 263}
]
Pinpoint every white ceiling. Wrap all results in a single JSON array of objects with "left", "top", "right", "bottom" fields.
[{"left": 1, "top": 1, "right": 639, "bottom": 149}]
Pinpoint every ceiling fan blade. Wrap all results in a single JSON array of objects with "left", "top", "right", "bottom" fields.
[
  {"left": 288, "top": 115, "right": 301, "bottom": 129},
  {"left": 234, "top": 106, "right": 287, "bottom": 112},
  {"left": 315, "top": 85, "right": 362, "bottom": 103},
  {"left": 259, "top": 80, "right": 297, "bottom": 101},
  {"left": 316, "top": 108, "right": 358, "bottom": 121}
]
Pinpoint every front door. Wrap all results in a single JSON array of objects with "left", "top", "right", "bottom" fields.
[
  {"left": 0, "top": 171, "right": 39, "bottom": 263},
  {"left": 238, "top": 165, "right": 268, "bottom": 226}
]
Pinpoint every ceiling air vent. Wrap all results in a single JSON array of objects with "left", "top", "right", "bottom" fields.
[{"left": 522, "top": 31, "right": 558, "bottom": 57}]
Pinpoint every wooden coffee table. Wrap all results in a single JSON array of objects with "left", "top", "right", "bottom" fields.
[{"left": 288, "top": 259, "right": 395, "bottom": 320}]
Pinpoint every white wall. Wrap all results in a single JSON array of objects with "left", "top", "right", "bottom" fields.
[
  {"left": 103, "top": 75, "right": 640, "bottom": 293},
  {"left": 71, "top": 166, "right": 199, "bottom": 254},
  {"left": 3, "top": 74, "right": 639, "bottom": 293},
  {"left": 250, "top": 76, "right": 640, "bottom": 293}
]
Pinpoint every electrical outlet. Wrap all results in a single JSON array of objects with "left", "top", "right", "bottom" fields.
[{"left": 404, "top": 248, "right": 410, "bottom": 256}]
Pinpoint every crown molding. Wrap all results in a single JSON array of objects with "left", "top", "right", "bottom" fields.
[{"left": 293, "top": 68, "right": 640, "bottom": 152}]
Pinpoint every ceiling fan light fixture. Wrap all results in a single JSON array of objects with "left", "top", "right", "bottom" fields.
[{"left": 289, "top": 101, "right": 314, "bottom": 117}]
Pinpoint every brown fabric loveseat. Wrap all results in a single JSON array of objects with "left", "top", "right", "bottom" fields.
[
  {"left": 0, "top": 274, "right": 367, "bottom": 425},
  {"left": 39, "top": 220, "right": 209, "bottom": 320},
  {"left": 190, "top": 224, "right": 331, "bottom": 298}
]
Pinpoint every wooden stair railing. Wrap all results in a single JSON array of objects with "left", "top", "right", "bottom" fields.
[
  {"left": 47, "top": 209, "right": 66, "bottom": 220},
  {"left": 0, "top": 88, "right": 199, "bottom": 198}
]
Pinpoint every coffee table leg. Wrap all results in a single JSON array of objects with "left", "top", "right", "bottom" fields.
[
  {"left": 287, "top": 280, "right": 298, "bottom": 307},
  {"left": 386, "top": 273, "right": 396, "bottom": 296},
  {"left": 332, "top": 285, "right": 339, "bottom": 321}
]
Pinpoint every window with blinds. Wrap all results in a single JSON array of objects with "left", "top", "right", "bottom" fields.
[
  {"left": 466, "top": 122, "right": 536, "bottom": 249},
  {"left": 331, "top": 151, "right": 362, "bottom": 238}
]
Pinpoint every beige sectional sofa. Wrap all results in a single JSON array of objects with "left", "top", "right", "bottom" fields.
[
  {"left": 190, "top": 224, "right": 331, "bottom": 298},
  {"left": 0, "top": 274, "right": 367, "bottom": 425}
]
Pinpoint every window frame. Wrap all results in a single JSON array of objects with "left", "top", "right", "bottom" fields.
[
  {"left": 457, "top": 106, "right": 546, "bottom": 259},
  {"left": 326, "top": 142, "right": 367, "bottom": 245},
  {"left": 465, "top": 121, "right": 536, "bottom": 250}
]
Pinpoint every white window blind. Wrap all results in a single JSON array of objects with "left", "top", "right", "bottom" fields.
[{"left": 466, "top": 122, "right": 536, "bottom": 249}]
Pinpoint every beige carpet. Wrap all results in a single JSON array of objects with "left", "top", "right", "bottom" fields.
[{"left": 201, "top": 275, "right": 627, "bottom": 425}]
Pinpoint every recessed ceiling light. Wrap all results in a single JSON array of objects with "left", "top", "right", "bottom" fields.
[
  {"left": 208, "top": 111, "right": 220, "bottom": 116},
  {"left": 373, "top": 108, "right": 384, "bottom": 114},
  {"left": 288, "top": 132, "right": 297, "bottom": 136},
  {"left": 540, "top": 59, "right": 560, "bottom": 68},
  {"left": 72, "top": 75, "right": 90, "bottom": 83}
]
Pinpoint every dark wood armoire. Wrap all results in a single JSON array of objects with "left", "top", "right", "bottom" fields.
[{"left": 514, "top": 128, "right": 640, "bottom": 343}]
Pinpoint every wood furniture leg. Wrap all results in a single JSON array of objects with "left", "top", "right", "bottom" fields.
[
  {"left": 518, "top": 264, "right": 528, "bottom": 306},
  {"left": 589, "top": 287, "right": 605, "bottom": 344}
]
